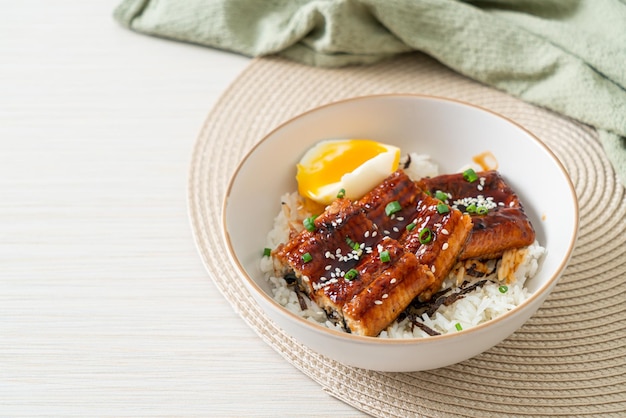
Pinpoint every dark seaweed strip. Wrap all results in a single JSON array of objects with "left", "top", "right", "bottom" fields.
[
  {"left": 402, "top": 153, "right": 412, "bottom": 169},
  {"left": 284, "top": 271, "right": 298, "bottom": 284},
  {"left": 417, "top": 279, "right": 489, "bottom": 317},
  {"left": 435, "top": 279, "right": 488, "bottom": 313},
  {"left": 294, "top": 285, "right": 309, "bottom": 311},
  {"left": 465, "top": 262, "right": 497, "bottom": 277},
  {"left": 411, "top": 319, "right": 441, "bottom": 336}
]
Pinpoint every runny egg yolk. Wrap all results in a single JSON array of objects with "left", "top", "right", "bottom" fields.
[{"left": 296, "top": 139, "right": 401, "bottom": 205}]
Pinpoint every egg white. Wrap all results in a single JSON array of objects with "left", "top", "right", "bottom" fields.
[{"left": 297, "top": 140, "right": 400, "bottom": 204}]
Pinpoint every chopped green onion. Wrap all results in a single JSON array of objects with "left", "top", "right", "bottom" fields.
[
  {"left": 379, "top": 250, "right": 391, "bottom": 263},
  {"left": 418, "top": 227, "right": 433, "bottom": 244},
  {"left": 436, "top": 203, "right": 450, "bottom": 214},
  {"left": 406, "top": 222, "right": 416, "bottom": 232},
  {"left": 337, "top": 188, "right": 346, "bottom": 198},
  {"left": 463, "top": 168, "right": 478, "bottom": 183},
  {"left": 435, "top": 190, "right": 448, "bottom": 201},
  {"left": 263, "top": 247, "right": 272, "bottom": 257},
  {"left": 345, "top": 269, "right": 359, "bottom": 281},
  {"left": 455, "top": 323, "right": 463, "bottom": 331},
  {"left": 498, "top": 285, "right": 508, "bottom": 293},
  {"left": 425, "top": 190, "right": 431, "bottom": 196},
  {"left": 385, "top": 200, "right": 402, "bottom": 216},
  {"left": 303, "top": 215, "right": 317, "bottom": 232},
  {"left": 301, "top": 252, "right": 313, "bottom": 263},
  {"left": 466, "top": 203, "right": 477, "bottom": 213},
  {"left": 476, "top": 206, "right": 489, "bottom": 215},
  {"left": 345, "top": 236, "right": 360, "bottom": 251}
]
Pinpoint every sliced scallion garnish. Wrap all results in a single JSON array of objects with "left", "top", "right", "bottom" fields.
[
  {"left": 463, "top": 168, "right": 478, "bottom": 183},
  {"left": 418, "top": 227, "right": 433, "bottom": 244},
  {"left": 476, "top": 206, "right": 488, "bottom": 215},
  {"left": 466, "top": 203, "right": 477, "bottom": 214},
  {"left": 498, "top": 285, "right": 508, "bottom": 293},
  {"left": 344, "top": 269, "right": 359, "bottom": 281},
  {"left": 436, "top": 203, "right": 450, "bottom": 214},
  {"left": 385, "top": 200, "right": 402, "bottom": 216},
  {"left": 435, "top": 190, "right": 448, "bottom": 201},
  {"left": 303, "top": 215, "right": 317, "bottom": 232},
  {"left": 263, "top": 247, "right": 271, "bottom": 257},
  {"left": 379, "top": 250, "right": 391, "bottom": 263},
  {"left": 455, "top": 323, "right": 463, "bottom": 331},
  {"left": 345, "top": 236, "right": 361, "bottom": 251},
  {"left": 406, "top": 222, "right": 416, "bottom": 232},
  {"left": 337, "top": 188, "right": 346, "bottom": 198},
  {"left": 301, "top": 252, "right": 313, "bottom": 263}
]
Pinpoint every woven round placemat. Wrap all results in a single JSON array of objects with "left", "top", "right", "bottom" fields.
[{"left": 188, "top": 53, "right": 626, "bottom": 417}]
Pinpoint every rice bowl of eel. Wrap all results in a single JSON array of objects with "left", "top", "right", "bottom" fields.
[{"left": 221, "top": 95, "right": 578, "bottom": 372}]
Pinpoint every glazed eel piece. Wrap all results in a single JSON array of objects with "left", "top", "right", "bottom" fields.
[
  {"left": 416, "top": 170, "right": 535, "bottom": 260},
  {"left": 357, "top": 169, "right": 473, "bottom": 301},
  {"left": 273, "top": 198, "right": 379, "bottom": 300},
  {"left": 273, "top": 169, "right": 472, "bottom": 336},
  {"left": 274, "top": 198, "right": 434, "bottom": 337}
]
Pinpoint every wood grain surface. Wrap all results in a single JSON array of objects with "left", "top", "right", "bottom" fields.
[{"left": 0, "top": 2, "right": 364, "bottom": 416}]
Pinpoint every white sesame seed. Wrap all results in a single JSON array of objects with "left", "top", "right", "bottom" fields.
[
  {"left": 442, "top": 243, "right": 449, "bottom": 250},
  {"left": 442, "top": 229, "right": 449, "bottom": 235},
  {"left": 431, "top": 265, "right": 436, "bottom": 273},
  {"left": 364, "top": 231, "right": 370, "bottom": 238},
  {"left": 383, "top": 230, "right": 390, "bottom": 235},
  {"left": 393, "top": 227, "right": 399, "bottom": 232},
  {"left": 374, "top": 300, "right": 383, "bottom": 305},
  {"left": 382, "top": 294, "right": 389, "bottom": 299},
  {"left": 325, "top": 265, "right": 332, "bottom": 271},
  {"left": 372, "top": 231, "right": 378, "bottom": 237},
  {"left": 396, "top": 216, "right": 404, "bottom": 221},
  {"left": 477, "top": 185, "right": 483, "bottom": 191},
  {"left": 390, "top": 278, "right": 397, "bottom": 284}
]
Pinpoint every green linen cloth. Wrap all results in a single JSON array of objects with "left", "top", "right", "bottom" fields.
[{"left": 114, "top": 0, "right": 626, "bottom": 187}]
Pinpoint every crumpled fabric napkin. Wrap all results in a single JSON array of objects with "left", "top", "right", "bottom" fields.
[{"left": 114, "top": 0, "right": 626, "bottom": 187}]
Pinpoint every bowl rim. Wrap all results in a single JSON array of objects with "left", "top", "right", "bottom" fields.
[{"left": 221, "top": 93, "right": 579, "bottom": 345}]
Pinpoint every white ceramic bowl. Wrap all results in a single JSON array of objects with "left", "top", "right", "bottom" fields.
[{"left": 222, "top": 95, "right": 578, "bottom": 372}]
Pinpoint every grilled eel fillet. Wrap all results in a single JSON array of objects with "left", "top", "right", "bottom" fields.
[
  {"left": 341, "top": 238, "right": 434, "bottom": 336},
  {"left": 273, "top": 198, "right": 380, "bottom": 299},
  {"left": 274, "top": 170, "right": 471, "bottom": 336},
  {"left": 274, "top": 197, "right": 435, "bottom": 336},
  {"left": 357, "top": 170, "right": 473, "bottom": 301},
  {"left": 417, "top": 170, "right": 536, "bottom": 260}
]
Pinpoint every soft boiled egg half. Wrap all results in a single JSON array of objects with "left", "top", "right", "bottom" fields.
[{"left": 296, "top": 139, "right": 401, "bottom": 205}]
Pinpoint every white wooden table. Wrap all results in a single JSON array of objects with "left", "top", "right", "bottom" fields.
[{"left": 0, "top": 2, "right": 363, "bottom": 416}]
